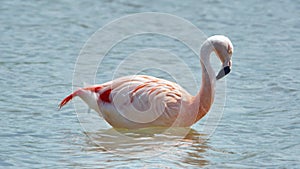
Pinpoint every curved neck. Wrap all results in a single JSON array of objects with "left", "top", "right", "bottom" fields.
[{"left": 193, "top": 41, "right": 216, "bottom": 122}]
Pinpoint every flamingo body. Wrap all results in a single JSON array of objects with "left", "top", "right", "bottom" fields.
[{"left": 60, "top": 75, "right": 195, "bottom": 128}]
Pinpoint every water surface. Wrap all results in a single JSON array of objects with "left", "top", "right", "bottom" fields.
[{"left": 0, "top": 0, "right": 299, "bottom": 168}]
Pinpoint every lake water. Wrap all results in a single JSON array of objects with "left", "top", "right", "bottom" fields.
[{"left": 1, "top": 0, "right": 299, "bottom": 168}]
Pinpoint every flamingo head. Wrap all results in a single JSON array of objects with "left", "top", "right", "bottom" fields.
[{"left": 208, "top": 35, "right": 234, "bottom": 80}]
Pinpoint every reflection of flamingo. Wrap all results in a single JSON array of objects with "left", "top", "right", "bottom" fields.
[{"left": 59, "top": 35, "right": 233, "bottom": 129}]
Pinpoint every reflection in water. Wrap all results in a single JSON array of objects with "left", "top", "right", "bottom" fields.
[
  {"left": 83, "top": 127, "right": 211, "bottom": 167},
  {"left": 181, "top": 130, "right": 211, "bottom": 167}
]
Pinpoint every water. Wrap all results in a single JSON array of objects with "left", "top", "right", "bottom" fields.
[{"left": 1, "top": 0, "right": 299, "bottom": 168}]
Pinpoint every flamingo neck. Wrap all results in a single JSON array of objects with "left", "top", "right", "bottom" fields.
[{"left": 193, "top": 40, "right": 216, "bottom": 122}]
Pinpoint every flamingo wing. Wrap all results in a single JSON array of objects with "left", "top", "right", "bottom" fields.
[
  {"left": 96, "top": 75, "right": 191, "bottom": 128},
  {"left": 59, "top": 75, "right": 193, "bottom": 128}
]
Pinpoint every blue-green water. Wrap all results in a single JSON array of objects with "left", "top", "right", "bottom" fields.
[{"left": 1, "top": 0, "right": 300, "bottom": 168}]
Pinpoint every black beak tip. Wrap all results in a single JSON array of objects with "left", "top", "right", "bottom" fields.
[{"left": 216, "top": 66, "right": 231, "bottom": 80}]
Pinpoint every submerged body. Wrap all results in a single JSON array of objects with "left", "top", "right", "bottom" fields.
[{"left": 59, "top": 35, "right": 234, "bottom": 129}]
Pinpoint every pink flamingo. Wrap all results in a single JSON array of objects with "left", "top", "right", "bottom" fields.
[{"left": 59, "top": 35, "right": 233, "bottom": 129}]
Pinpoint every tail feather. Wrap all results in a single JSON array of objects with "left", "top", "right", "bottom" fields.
[
  {"left": 58, "top": 90, "right": 79, "bottom": 110},
  {"left": 58, "top": 85, "right": 102, "bottom": 110}
]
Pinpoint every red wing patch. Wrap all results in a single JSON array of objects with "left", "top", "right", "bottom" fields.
[
  {"left": 100, "top": 89, "right": 112, "bottom": 103},
  {"left": 84, "top": 86, "right": 102, "bottom": 92}
]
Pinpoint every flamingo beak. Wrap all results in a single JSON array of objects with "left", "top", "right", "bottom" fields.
[{"left": 216, "top": 60, "right": 232, "bottom": 80}]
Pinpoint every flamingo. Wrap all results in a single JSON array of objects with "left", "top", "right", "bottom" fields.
[{"left": 59, "top": 35, "right": 233, "bottom": 129}]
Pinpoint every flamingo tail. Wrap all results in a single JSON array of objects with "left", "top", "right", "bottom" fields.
[
  {"left": 58, "top": 86, "right": 102, "bottom": 110},
  {"left": 58, "top": 90, "right": 80, "bottom": 110}
]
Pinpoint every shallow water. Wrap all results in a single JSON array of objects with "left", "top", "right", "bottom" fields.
[{"left": 1, "top": 0, "right": 300, "bottom": 168}]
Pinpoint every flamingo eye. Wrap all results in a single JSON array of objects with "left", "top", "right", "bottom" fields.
[{"left": 227, "top": 44, "right": 232, "bottom": 54}]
